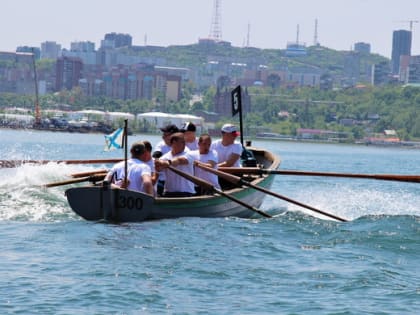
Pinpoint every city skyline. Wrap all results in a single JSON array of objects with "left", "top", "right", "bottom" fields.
[{"left": 1, "top": 0, "right": 420, "bottom": 58}]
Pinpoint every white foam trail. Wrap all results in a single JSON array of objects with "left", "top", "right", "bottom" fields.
[
  {"left": 267, "top": 177, "right": 420, "bottom": 221},
  {"left": 0, "top": 163, "right": 104, "bottom": 221}
]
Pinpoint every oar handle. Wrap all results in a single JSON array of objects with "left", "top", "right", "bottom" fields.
[
  {"left": 219, "top": 167, "right": 263, "bottom": 174},
  {"left": 70, "top": 169, "right": 109, "bottom": 178},
  {"left": 197, "top": 163, "right": 247, "bottom": 186},
  {"left": 168, "top": 166, "right": 214, "bottom": 190}
]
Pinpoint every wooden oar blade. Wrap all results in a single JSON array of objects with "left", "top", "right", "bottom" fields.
[
  {"left": 62, "top": 159, "right": 122, "bottom": 165},
  {"left": 370, "top": 174, "right": 420, "bottom": 183},
  {"left": 44, "top": 176, "right": 92, "bottom": 188},
  {"left": 0, "top": 160, "right": 42, "bottom": 168},
  {"left": 44, "top": 174, "right": 106, "bottom": 188}
]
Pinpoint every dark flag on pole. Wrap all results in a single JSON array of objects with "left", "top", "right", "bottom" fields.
[
  {"left": 231, "top": 85, "right": 242, "bottom": 117},
  {"left": 231, "top": 85, "right": 244, "bottom": 146}
]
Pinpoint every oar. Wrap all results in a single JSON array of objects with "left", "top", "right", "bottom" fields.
[
  {"left": 219, "top": 167, "right": 420, "bottom": 183},
  {"left": 70, "top": 169, "right": 108, "bottom": 178},
  {"left": 167, "top": 166, "right": 272, "bottom": 218},
  {"left": 44, "top": 174, "right": 106, "bottom": 188},
  {"left": 0, "top": 159, "right": 122, "bottom": 168},
  {"left": 198, "top": 164, "right": 347, "bottom": 222}
]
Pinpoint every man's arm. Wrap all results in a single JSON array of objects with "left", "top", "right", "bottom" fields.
[
  {"left": 218, "top": 153, "right": 240, "bottom": 167},
  {"left": 142, "top": 174, "right": 154, "bottom": 196}
]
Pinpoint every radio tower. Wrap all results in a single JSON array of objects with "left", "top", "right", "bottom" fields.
[
  {"left": 314, "top": 18, "right": 319, "bottom": 46},
  {"left": 209, "top": 0, "right": 222, "bottom": 41},
  {"left": 246, "top": 22, "right": 251, "bottom": 47}
]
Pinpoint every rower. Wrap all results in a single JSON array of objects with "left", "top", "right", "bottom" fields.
[
  {"left": 210, "top": 124, "right": 244, "bottom": 189},
  {"left": 153, "top": 124, "right": 179, "bottom": 196},
  {"left": 155, "top": 132, "right": 196, "bottom": 197}
]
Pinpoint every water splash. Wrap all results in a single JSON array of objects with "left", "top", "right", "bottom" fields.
[
  {"left": 0, "top": 163, "right": 101, "bottom": 222},
  {"left": 268, "top": 178, "right": 420, "bottom": 221}
]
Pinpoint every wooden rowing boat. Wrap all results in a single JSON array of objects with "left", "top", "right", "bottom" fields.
[{"left": 65, "top": 147, "right": 281, "bottom": 222}]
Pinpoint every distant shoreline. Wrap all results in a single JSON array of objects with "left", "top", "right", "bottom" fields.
[
  {"left": 254, "top": 135, "right": 420, "bottom": 149},
  {"left": 2, "top": 126, "right": 420, "bottom": 149}
]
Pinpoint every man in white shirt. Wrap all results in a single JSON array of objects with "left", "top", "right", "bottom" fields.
[
  {"left": 105, "top": 142, "right": 154, "bottom": 195},
  {"left": 155, "top": 132, "right": 196, "bottom": 197},
  {"left": 180, "top": 121, "right": 199, "bottom": 150},
  {"left": 189, "top": 134, "right": 220, "bottom": 194},
  {"left": 153, "top": 124, "right": 179, "bottom": 196},
  {"left": 211, "top": 123, "right": 243, "bottom": 167},
  {"left": 142, "top": 140, "right": 157, "bottom": 185}
]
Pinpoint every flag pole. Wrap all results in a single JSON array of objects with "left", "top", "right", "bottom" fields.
[{"left": 123, "top": 119, "right": 128, "bottom": 188}]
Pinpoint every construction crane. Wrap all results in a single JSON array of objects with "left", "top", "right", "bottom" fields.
[
  {"left": 395, "top": 20, "right": 419, "bottom": 32},
  {"left": 31, "top": 48, "right": 41, "bottom": 127}
]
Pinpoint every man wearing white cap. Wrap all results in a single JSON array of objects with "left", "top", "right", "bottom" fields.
[{"left": 211, "top": 123, "right": 243, "bottom": 168}]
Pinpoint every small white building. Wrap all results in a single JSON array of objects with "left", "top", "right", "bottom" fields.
[
  {"left": 137, "top": 112, "right": 204, "bottom": 133},
  {"left": 68, "top": 110, "right": 135, "bottom": 124},
  {"left": 0, "top": 113, "right": 34, "bottom": 127}
]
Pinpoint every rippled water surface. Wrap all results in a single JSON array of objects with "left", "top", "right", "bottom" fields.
[{"left": 1, "top": 129, "right": 419, "bottom": 314}]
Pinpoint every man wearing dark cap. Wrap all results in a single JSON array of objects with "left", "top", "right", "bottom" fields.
[
  {"left": 180, "top": 121, "right": 198, "bottom": 150},
  {"left": 153, "top": 124, "right": 179, "bottom": 196},
  {"left": 153, "top": 124, "right": 179, "bottom": 158}
]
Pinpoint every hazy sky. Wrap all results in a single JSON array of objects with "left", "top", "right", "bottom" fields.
[{"left": 2, "top": 0, "right": 420, "bottom": 58}]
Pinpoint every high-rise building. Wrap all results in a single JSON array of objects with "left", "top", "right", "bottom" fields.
[
  {"left": 16, "top": 46, "right": 41, "bottom": 60},
  {"left": 101, "top": 33, "right": 132, "bottom": 49},
  {"left": 407, "top": 55, "right": 420, "bottom": 84},
  {"left": 371, "top": 61, "right": 391, "bottom": 86},
  {"left": 41, "top": 41, "right": 62, "bottom": 59},
  {"left": 64, "top": 41, "right": 97, "bottom": 65},
  {"left": 354, "top": 42, "right": 371, "bottom": 54},
  {"left": 56, "top": 56, "right": 83, "bottom": 91},
  {"left": 70, "top": 41, "right": 95, "bottom": 52},
  {"left": 391, "top": 30, "right": 412, "bottom": 75},
  {"left": 344, "top": 52, "right": 360, "bottom": 85}
]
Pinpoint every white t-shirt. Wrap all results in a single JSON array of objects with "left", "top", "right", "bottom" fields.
[
  {"left": 160, "top": 150, "right": 196, "bottom": 194},
  {"left": 108, "top": 158, "right": 141, "bottom": 183},
  {"left": 185, "top": 138, "right": 199, "bottom": 151},
  {"left": 154, "top": 140, "right": 171, "bottom": 181},
  {"left": 126, "top": 161, "right": 152, "bottom": 192},
  {"left": 189, "top": 149, "right": 220, "bottom": 189},
  {"left": 144, "top": 158, "right": 155, "bottom": 174},
  {"left": 211, "top": 140, "right": 243, "bottom": 167},
  {"left": 154, "top": 140, "right": 171, "bottom": 156}
]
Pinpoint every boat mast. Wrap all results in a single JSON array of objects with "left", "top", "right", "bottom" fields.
[{"left": 31, "top": 48, "right": 41, "bottom": 127}]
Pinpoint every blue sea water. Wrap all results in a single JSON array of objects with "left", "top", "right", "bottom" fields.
[{"left": 0, "top": 129, "right": 419, "bottom": 314}]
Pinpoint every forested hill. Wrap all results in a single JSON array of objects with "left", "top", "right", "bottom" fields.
[{"left": 125, "top": 42, "right": 388, "bottom": 77}]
